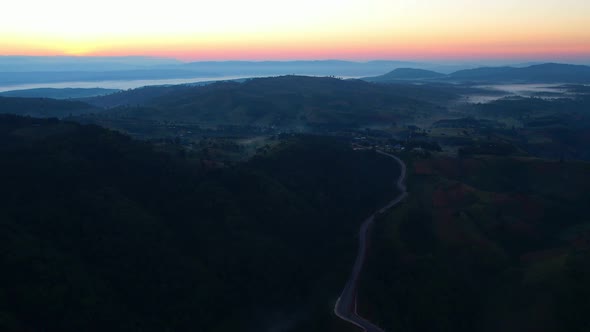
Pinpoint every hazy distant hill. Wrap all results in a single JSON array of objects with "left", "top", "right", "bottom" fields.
[
  {"left": 0, "top": 97, "right": 97, "bottom": 118},
  {"left": 363, "top": 68, "right": 446, "bottom": 82},
  {"left": 83, "top": 76, "right": 445, "bottom": 128},
  {"left": 4, "top": 57, "right": 585, "bottom": 87},
  {"left": 0, "top": 88, "right": 120, "bottom": 99},
  {"left": 364, "top": 63, "right": 590, "bottom": 84},
  {"left": 447, "top": 63, "right": 590, "bottom": 83}
]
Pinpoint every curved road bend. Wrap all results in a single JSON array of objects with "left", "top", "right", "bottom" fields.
[{"left": 334, "top": 150, "right": 407, "bottom": 332}]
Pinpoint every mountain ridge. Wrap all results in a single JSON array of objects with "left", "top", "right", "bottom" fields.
[{"left": 364, "top": 63, "right": 590, "bottom": 83}]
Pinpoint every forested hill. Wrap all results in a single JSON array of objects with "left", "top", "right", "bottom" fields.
[
  {"left": 0, "top": 115, "right": 399, "bottom": 332},
  {"left": 0, "top": 96, "right": 97, "bottom": 118},
  {"left": 81, "top": 75, "right": 446, "bottom": 127}
]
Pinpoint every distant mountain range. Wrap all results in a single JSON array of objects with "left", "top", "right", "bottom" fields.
[
  {"left": 0, "top": 59, "right": 422, "bottom": 86},
  {"left": 364, "top": 63, "right": 590, "bottom": 83},
  {"left": 6, "top": 57, "right": 588, "bottom": 88},
  {"left": 2, "top": 63, "right": 588, "bottom": 126},
  {"left": 181, "top": 60, "right": 421, "bottom": 77},
  {"left": 448, "top": 63, "right": 590, "bottom": 83},
  {"left": 0, "top": 56, "right": 182, "bottom": 72}
]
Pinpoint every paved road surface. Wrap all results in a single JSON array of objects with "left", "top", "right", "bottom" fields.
[{"left": 334, "top": 151, "right": 407, "bottom": 332}]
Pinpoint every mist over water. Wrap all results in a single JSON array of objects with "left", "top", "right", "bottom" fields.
[
  {"left": 463, "top": 83, "right": 575, "bottom": 103},
  {"left": 479, "top": 84, "right": 568, "bottom": 94}
]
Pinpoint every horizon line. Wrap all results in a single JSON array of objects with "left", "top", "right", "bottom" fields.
[{"left": 0, "top": 55, "right": 589, "bottom": 64}]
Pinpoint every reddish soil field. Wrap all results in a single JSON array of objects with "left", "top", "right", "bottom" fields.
[
  {"left": 434, "top": 158, "right": 460, "bottom": 177},
  {"left": 413, "top": 160, "right": 434, "bottom": 175},
  {"left": 432, "top": 183, "right": 476, "bottom": 208}
]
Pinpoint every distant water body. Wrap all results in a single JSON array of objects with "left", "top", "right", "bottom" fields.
[
  {"left": 0, "top": 74, "right": 361, "bottom": 93},
  {"left": 0, "top": 76, "right": 253, "bottom": 93}
]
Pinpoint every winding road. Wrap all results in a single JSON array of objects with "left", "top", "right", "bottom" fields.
[{"left": 334, "top": 150, "right": 407, "bottom": 332}]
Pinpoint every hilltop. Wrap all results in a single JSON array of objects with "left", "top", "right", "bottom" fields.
[{"left": 363, "top": 68, "right": 446, "bottom": 82}]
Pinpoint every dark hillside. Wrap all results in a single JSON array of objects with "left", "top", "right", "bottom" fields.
[
  {"left": 0, "top": 115, "right": 398, "bottom": 332},
  {"left": 0, "top": 97, "right": 97, "bottom": 118},
  {"left": 361, "top": 154, "right": 590, "bottom": 332}
]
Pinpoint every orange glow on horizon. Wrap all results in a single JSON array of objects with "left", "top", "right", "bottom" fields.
[
  {"left": 1, "top": 0, "right": 589, "bottom": 62},
  {"left": 3, "top": 33, "right": 589, "bottom": 62}
]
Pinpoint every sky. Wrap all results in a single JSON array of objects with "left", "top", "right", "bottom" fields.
[{"left": 1, "top": 0, "right": 589, "bottom": 61}]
